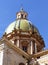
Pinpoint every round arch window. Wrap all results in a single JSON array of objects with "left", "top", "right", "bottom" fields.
[
  {"left": 21, "top": 41, "right": 29, "bottom": 52},
  {"left": 19, "top": 63, "right": 25, "bottom": 65}
]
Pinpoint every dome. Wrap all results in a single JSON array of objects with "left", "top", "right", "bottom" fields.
[
  {"left": 4, "top": 8, "right": 45, "bottom": 54},
  {"left": 5, "top": 8, "right": 40, "bottom": 34},
  {"left": 5, "top": 19, "right": 39, "bottom": 34}
]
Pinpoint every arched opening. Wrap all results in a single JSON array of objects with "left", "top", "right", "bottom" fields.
[
  {"left": 19, "top": 63, "right": 25, "bottom": 65},
  {"left": 22, "top": 46, "right": 27, "bottom": 52},
  {"left": 21, "top": 14, "right": 23, "bottom": 18},
  {"left": 25, "top": 15, "right": 27, "bottom": 18},
  {"left": 20, "top": 40, "right": 29, "bottom": 52}
]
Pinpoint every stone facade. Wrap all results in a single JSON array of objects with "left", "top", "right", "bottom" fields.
[{"left": 0, "top": 43, "right": 27, "bottom": 65}]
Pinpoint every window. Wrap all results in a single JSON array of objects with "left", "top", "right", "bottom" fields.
[
  {"left": 21, "top": 14, "right": 23, "bottom": 18},
  {"left": 19, "top": 63, "right": 25, "bottom": 65},
  {"left": 25, "top": 15, "right": 26, "bottom": 18},
  {"left": 22, "top": 46, "right": 27, "bottom": 52}
]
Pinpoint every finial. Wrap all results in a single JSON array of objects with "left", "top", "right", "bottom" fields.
[
  {"left": 20, "top": 4, "right": 24, "bottom": 12},
  {"left": 16, "top": 5, "right": 28, "bottom": 19}
]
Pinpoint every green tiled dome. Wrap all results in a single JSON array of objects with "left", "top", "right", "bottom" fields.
[
  {"left": 5, "top": 19, "right": 39, "bottom": 34},
  {"left": 16, "top": 19, "right": 30, "bottom": 31}
]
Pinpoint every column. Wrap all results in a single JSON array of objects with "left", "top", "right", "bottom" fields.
[
  {"left": 30, "top": 41, "right": 33, "bottom": 54},
  {"left": 35, "top": 43, "right": 37, "bottom": 53},
  {"left": 17, "top": 40, "right": 20, "bottom": 47}
]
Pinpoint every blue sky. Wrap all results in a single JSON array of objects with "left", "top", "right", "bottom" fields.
[{"left": 0, "top": 0, "right": 48, "bottom": 49}]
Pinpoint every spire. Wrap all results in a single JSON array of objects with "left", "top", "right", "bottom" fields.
[
  {"left": 20, "top": 7, "right": 24, "bottom": 12},
  {"left": 20, "top": 4, "right": 24, "bottom": 11}
]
